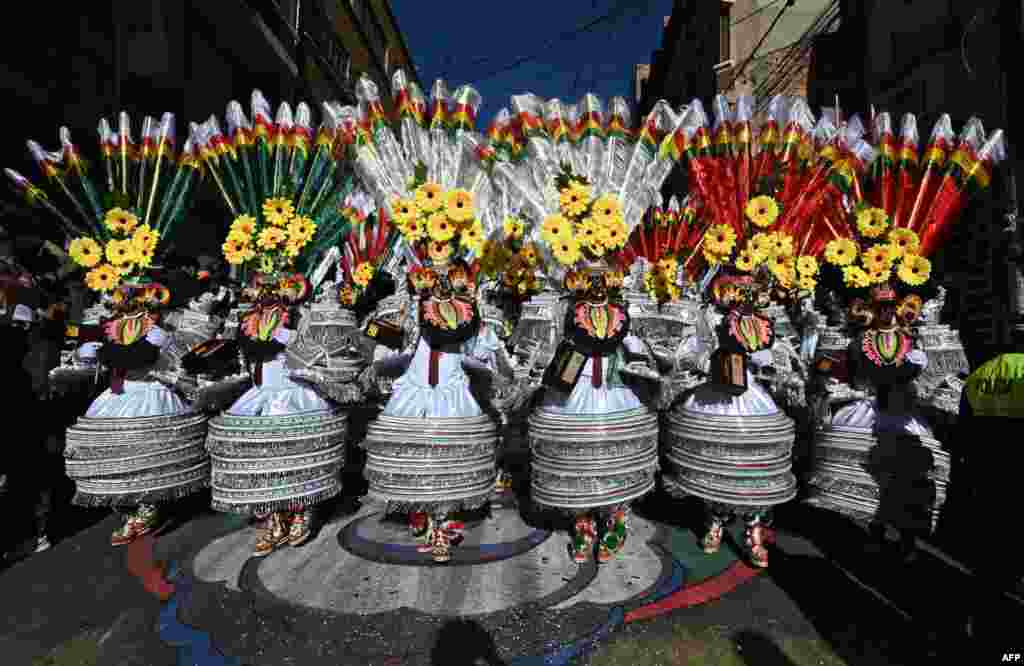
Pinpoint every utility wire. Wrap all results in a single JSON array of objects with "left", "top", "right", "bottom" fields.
[
  {"left": 463, "top": 0, "right": 650, "bottom": 85},
  {"left": 731, "top": 0, "right": 784, "bottom": 27},
  {"left": 753, "top": 0, "right": 840, "bottom": 104},
  {"left": 729, "top": 0, "right": 796, "bottom": 91}
]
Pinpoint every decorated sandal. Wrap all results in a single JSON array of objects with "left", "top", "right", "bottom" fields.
[
  {"left": 442, "top": 520, "right": 466, "bottom": 548},
  {"left": 415, "top": 515, "right": 435, "bottom": 553},
  {"left": 745, "top": 522, "right": 773, "bottom": 568},
  {"left": 597, "top": 511, "right": 628, "bottom": 563},
  {"left": 702, "top": 519, "right": 725, "bottom": 554},
  {"left": 431, "top": 524, "right": 451, "bottom": 563},
  {"left": 111, "top": 504, "right": 163, "bottom": 546},
  {"left": 254, "top": 512, "right": 291, "bottom": 557},
  {"left": 288, "top": 509, "right": 314, "bottom": 546},
  {"left": 494, "top": 469, "right": 513, "bottom": 493},
  {"left": 571, "top": 515, "right": 597, "bottom": 564}
]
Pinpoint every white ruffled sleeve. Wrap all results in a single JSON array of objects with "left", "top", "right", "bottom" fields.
[{"left": 145, "top": 326, "right": 171, "bottom": 350}]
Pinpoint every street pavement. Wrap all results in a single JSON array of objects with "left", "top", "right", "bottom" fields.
[{"left": 1, "top": 493, "right": 1018, "bottom": 666}]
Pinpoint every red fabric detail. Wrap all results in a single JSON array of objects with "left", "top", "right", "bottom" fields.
[
  {"left": 111, "top": 368, "right": 126, "bottom": 394},
  {"left": 126, "top": 535, "right": 175, "bottom": 601},
  {"left": 592, "top": 355, "right": 603, "bottom": 388},
  {"left": 429, "top": 350, "right": 441, "bottom": 387},
  {"left": 624, "top": 561, "right": 762, "bottom": 623}
]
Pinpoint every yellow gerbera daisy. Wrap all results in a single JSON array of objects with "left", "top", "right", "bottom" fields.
[
  {"left": 135, "top": 248, "right": 154, "bottom": 269},
  {"left": 747, "top": 233, "right": 772, "bottom": 262},
  {"left": 552, "top": 236, "right": 582, "bottom": 265},
  {"left": 656, "top": 257, "right": 678, "bottom": 275},
  {"left": 427, "top": 212, "right": 456, "bottom": 242},
  {"left": 503, "top": 217, "right": 524, "bottom": 239},
  {"left": 735, "top": 249, "right": 756, "bottom": 272},
  {"left": 768, "top": 252, "right": 796, "bottom": 275},
  {"left": 887, "top": 227, "right": 920, "bottom": 257},
  {"left": 460, "top": 220, "right": 485, "bottom": 252},
  {"left": 105, "top": 239, "right": 138, "bottom": 266},
  {"left": 855, "top": 207, "right": 889, "bottom": 238},
  {"left": 257, "top": 226, "right": 287, "bottom": 250},
  {"left": 868, "top": 267, "right": 891, "bottom": 284},
  {"left": 798, "top": 275, "right": 817, "bottom": 291},
  {"left": 415, "top": 182, "right": 444, "bottom": 212},
  {"left": 704, "top": 224, "right": 737, "bottom": 256},
  {"left": 745, "top": 196, "right": 780, "bottom": 229},
  {"left": 775, "top": 267, "right": 796, "bottom": 289},
  {"left": 897, "top": 254, "right": 931, "bottom": 286},
  {"left": 541, "top": 214, "right": 573, "bottom": 245},
  {"left": 263, "top": 198, "right": 295, "bottom": 226},
  {"left": 599, "top": 216, "right": 628, "bottom": 250},
  {"left": 402, "top": 219, "right": 427, "bottom": 242},
  {"left": 703, "top": 247, "right": 727, "bottom": 265},
  {"left": 283, "top": 240, "right": 302, "bottom": 258},
  {"left": 767, "top": 231, "right": 794, "bottom": 257},
  {"left": 861, "top": 244, "right": 893, "bottom": 273},
  {"left": 842, "top": 265, "right": 871, "bottom": 288},
  {"left": 590, "top": 194, "right": 621, "bottom": 226},
  {"left": 824, "top": 238, "right": 858, "bottom": 266},
  {"left": 392, "top": 198, "right": 420, "bottom": 226},
  {"left": 575, "top": 217, "right": 602, "bottom": 247},
  {"left": 287, "top": 216, "right": 317, "bottom": 245},
  {"left": 230, "top": 214, "right": 258, "bottom": 238},
  {"left": 445, "top": 189, "right": 475, "bottom": 222},
  {"left": 353, "top": 262, "right": 375, "bottom": 287},
  {"left": 559, "top": 181, "right": 592, "bottom": 217},
  {"left": 104, "top": 208, "right": 139, "bottom": 235},
  {"left": 69, "top": 237, "right": 103, "bottom": 268},
  {"left": 222, "top": 237, "right": 254, "bottom": 265},
  {"left": 131, "top": 224, "right": 159, "bottom": 253},
  {"left": 796, "top": 255, "right": 819, "bottom": 276},
  {"left": 84, "top": 263, "right": 120, "bottom": 292},
  {"left": 519, "top": 243, "right": 539, "bottom": 266},
  {"left": 428, "top": 240, "right": 453, "bottom": 264}
]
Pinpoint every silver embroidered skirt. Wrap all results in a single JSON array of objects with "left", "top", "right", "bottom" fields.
[
  {"left": 361, "top": 414, "right": 498, "bottom": 515},
  {"left": 529, "top": 407, "right": 659, "bottom": 512},
  {"left": 805, "top": 423, "right": 949, "bottom": 531},
  {"left": 206, "top": 408, "right": 347, "bottom": 515},
  {"left": 64, "top": 412, "right": 211, "bottom": 507},
  {"left": 662, "top": 381, "right": 797, "bottom": 512}
]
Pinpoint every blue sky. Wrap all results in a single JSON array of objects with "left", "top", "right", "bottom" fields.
[{"left": 391, "top": 0, "right": 674, "bottom": 128}]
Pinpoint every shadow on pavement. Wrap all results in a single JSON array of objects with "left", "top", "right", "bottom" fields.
[
  {"left": 430, "top": 619, "right": 507, "bottom": 666},
  {"left": 733, "top": 630, "right": 796, "bottom": 666}
]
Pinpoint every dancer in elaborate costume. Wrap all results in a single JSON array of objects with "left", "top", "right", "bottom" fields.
[
  {"left": 352, "top": 70, "right": 520, "bottom": 562},
  {"left": 6, "top": 112, "right": 212, "bottom": 546},
  {"left": 804, "top": 114, "right": 1007, "bottom": 540},
  {"left": 475, "top": 92, "right": 686, "bottom": 563},
  {"left": 199, "top": 91, "right": 361, "bottom": 556}
]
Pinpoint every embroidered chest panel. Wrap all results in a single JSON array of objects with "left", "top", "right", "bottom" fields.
[
  {"left": 240, "top": 305, "right": 288, "bottom": 342},
  {"left": 861, "top": 328, "right": 912, "bottom": 367},
  {"left": 421, "top": 296, "right": 475, "bottom": 331},
  {"left": 104, "top": 312, "right": 155, "bottom": 346},
  {"left": 573, "top": 302, "right": 627, "bottom": 341},
  {"left": 726, "top": 311, "right": 773, "bottom": 353}
]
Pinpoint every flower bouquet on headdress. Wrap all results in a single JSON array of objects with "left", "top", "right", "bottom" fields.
[
  {"left": 478, "top": 214, "right": 545, "bottom": 303},
  {"left": 626, "top": 195, "right": 702, "bottom": 304},
  {"left": 202, "top": 91, "right": 360, "bottom": 285},
  {"left": 7, "top": 113, "right": 203, "bottom": 295}
]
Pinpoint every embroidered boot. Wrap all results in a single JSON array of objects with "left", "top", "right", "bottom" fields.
[
  {"left": 598, "top": 510, "right": 628, "bottom": 563},
  {"left": 702, "top": 515, "right": 725, "bottom": 554},
  {"left": 254, "top": 512, "right": 291, "bottom": 557},
  {"left": 288, "top": 508, "right": 314, "bottom": 546},
  {"left": 571, "top": 515, "right": 597, "bottom": 564},
  {"left": 441, "top": 519, "right": 466, "bottom": 548},
  {"left": 415, "top": 514, "right": 435, "bottom": 553},
  {"left": 431, "top": 523, "right": 451, "bottom": 563},
  {"left": 745, "top": 518, "right": 774, "bottom": 568},
  {"left": 111, "top": 504, "right": 162, "bottom": 546}
]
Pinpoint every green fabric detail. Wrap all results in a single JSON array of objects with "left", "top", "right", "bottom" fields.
[{"left": 966, "top": 353, "right": 1024, "bottom": 416}]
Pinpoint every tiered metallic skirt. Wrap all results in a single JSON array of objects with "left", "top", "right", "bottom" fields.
[
  {"left": 65, "top": 412, "right": 211, "bottom": 507},
  {"left": 662, "top": 404, "right": 797, "bottom": 511},
  {"left": 529, "top": 407, "right": 659, "bottom": 512},
  {"left": 362, "top": 414, "right": 498, "bottom": 514},
  {"left": 805, "top": 425, "right": 950, "bottom": 531},
  {"left": 206, "top": 408, "right": 347, "bottom": 515}
]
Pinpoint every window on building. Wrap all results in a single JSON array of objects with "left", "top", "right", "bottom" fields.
[{"left": 719, "top": 3, "right": 730, "bottom": 63}]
